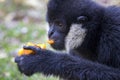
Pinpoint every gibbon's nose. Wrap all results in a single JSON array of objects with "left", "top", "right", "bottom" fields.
[{"left": 48, "top": 29, "right": 54, "bottom": 38}]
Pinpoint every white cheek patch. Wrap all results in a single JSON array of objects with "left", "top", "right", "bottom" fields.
[{"left": 65, "top": 24, "right": 87, "bottom": 52}]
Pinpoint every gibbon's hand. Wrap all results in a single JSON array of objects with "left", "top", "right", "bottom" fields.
[{"left": 15, "top": 46, "right": 56, "bottom": 76}]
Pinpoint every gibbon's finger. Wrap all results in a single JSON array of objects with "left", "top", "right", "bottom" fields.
[{"left": 23, "top": 46, "right": 40, "bottom": 51}]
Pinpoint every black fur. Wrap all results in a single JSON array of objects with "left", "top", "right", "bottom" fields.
[{"left": 15, "top": 0, "right": 120, "bottom": 80}]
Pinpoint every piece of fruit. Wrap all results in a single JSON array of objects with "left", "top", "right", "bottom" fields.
[
  {"left": 18, "top": 42, "right": 47, "bottom": 56},
  {"left": 23, "top": 49, "right": 34, "bottom": 55},
  {"left": 37, "top": 44, "right": 46, "bottom": 49},
  {"left": 27, "top": 42, "right": 35, "bottom": 46},
  {"left": 18, "top": 49, "right": 24, "bottom": 56},
  {"left": 18, "top": 49, "right": 34, "bottom": 56},
  {"left": 47, "top": 39, "right": 54, "bottom": 44}
]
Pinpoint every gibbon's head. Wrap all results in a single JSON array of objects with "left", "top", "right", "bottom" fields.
[{"left": 46, "top": 0, "right": 101, "bottom": 51}]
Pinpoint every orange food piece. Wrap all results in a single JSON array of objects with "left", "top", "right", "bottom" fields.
[
  {"left": 18, "top": 49, "right": 33, "bottom": 56},
  {"left": 23, "top": 49, "right": 34, "bottom": 55},
  {"left": 18, "top": 49, "right": 24, "bottom": 56},
  {"left": 37, "top": 44, "right": 46, "bottom": 49},
  {"left": 27, "top": 42, "right": 35, "bottom": 46},
  {"left": 18, "top": 42, "right": 47, "bottom": 56},
  {"left": 47, "top": 39, "right": 54, "bottom": 44}
]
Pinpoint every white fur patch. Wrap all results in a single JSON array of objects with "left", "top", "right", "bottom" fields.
[{"left": 65, "top": 24, "right": 87, "bottom": 52}]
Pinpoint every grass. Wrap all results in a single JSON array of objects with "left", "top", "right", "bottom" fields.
[
  {"left": 0, "top": 58, "right": 59, "bottom": 80},
  {"left": 0, "top": 21, "right": 59, "bottom": 80},
  {"left": 0, "top": 1, "right": 59, "bottom": 79}
]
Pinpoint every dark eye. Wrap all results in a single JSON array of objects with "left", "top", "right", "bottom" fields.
[
  {"left": 58, "top": 23, "right": 63, "bottom": 27},
  {"left": 54, "top": 20, "right": 64, "bottom": 28},
  {"left": 56, "top": 21, "right": 63, "bottom": 27}
]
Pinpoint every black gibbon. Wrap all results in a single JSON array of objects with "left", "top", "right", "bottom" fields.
[{"left": 15, "top": 0, "right": 120, "bottom": 80}]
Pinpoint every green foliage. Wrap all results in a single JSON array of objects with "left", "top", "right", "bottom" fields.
[
  {"left": 0, "top": 21, "right": 58, "bottom": 80},
  {"left": 0, "top": 0, "right": 58, "bottom": 80},
  {"left": 0, "top": 58, "right": 58, "bottom": 80}
]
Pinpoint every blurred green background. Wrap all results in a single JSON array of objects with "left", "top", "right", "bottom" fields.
[{"left": 0, "top": 0, "right": 120, "bottom": 80}]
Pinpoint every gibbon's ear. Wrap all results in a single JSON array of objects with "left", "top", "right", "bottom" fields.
[{"left": 77, "top": 16, "right": 89, "bottom": 23}]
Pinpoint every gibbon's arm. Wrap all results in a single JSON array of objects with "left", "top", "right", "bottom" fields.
[{"left": 15, "top": 46, "right": 120, "bottom": 80}]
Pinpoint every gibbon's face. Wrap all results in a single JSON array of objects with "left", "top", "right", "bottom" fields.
[
  {"left": 47, "top": 18, "right": 87, "bottom": 51},
  {"left": 47, "top": 17, "right": 70, "bottom": 50},
  {"left": 46, "top": 0, "right": 88, "bottom": 51}
]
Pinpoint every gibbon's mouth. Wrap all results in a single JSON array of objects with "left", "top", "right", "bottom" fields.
[{"left": 49, "top": 39, "right": 65, "bottom": 50}]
